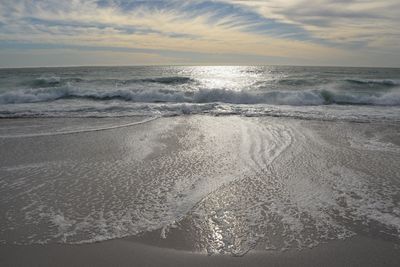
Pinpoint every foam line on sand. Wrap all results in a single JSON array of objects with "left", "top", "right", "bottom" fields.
[{"left": 0, "top": 116, "right": 160, "bottom": 138}]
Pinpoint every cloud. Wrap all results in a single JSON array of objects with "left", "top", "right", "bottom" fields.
[
  {"left": 227, "top": 0, "right": 400, "bottom": 51},
  {"left": 0, "top": 0, "right": 399, "bottom": 67}
]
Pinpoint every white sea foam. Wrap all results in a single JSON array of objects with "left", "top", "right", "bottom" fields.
[
  {"left": 1, "top": 86, "right": 400, "bottom": 106},
  {"left": 0, "top": 116, "right": 159, "bottom": 138},
  {"left": 1, "top": 65, "right": 400, "bottom": 253},
  {"left": 1, "top": 65, "right": 400, "bottom": 122},
  {"left": 1, "top": 117, "right": 399, "bottom": 253}
]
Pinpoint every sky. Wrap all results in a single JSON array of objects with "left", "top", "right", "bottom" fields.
[{"left": 0, "top": 0, "right": 399, "bottom": 68}]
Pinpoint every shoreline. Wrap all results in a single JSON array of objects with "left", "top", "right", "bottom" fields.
[
  {"left": 1, "top": 235, "right": 400, "bottom": 267},
  {"left": 1, "top": 115, "right": 399, "bottom": 266}
]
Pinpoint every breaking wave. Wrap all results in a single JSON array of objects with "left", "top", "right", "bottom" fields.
[{"left": 1, "top": 86, "right": 400, "bottom": 106}]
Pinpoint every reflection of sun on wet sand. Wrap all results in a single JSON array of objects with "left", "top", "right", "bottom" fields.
[
  {"left": 1, "top": 236, "right": 400, "bottom": 267},
  {"left": 1, "top": 115, "right": 400, "bottom": 266}
]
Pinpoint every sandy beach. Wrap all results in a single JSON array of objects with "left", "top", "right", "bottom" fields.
[
  {"left": 1, "top": 236, "right": 400, "bottom": 267},
  {"left": 1, "top": 0, "right": 400, "bottom": 263},
  {"left": 0, "top": 115, "right": 399, "bottom": 266}
]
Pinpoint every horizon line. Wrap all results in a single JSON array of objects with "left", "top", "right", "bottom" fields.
[{"left": 1, "top": 63, "right": 400, "bottom": 70}]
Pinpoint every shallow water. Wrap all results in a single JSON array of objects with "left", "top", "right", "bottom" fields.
[
  {"left": 1, "top": 65, "right": 399, "bottom": 254},
  {"left": 0, "top": 116, "right": 399, "bottom": 256}
]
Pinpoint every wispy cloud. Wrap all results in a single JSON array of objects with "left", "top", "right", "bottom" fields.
[
  {"left": 228, "top": 0, "right": 400, "bottom": 50},
  {"left": 0, "top": 0, "right": 399, "bottom": 67}
]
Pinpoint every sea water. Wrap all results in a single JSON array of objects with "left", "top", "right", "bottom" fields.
[
  {"left": 0, "top": 66, "right": 399, "bottom": 255},
  {"left": 0, "top": 65, "right": 399, "bottom": 122}
]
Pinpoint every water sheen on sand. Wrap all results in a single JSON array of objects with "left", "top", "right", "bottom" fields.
[{"left": 0, "top": 116, "right": 399, "bottom": 256}]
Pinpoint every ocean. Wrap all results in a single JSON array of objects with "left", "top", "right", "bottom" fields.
[
  {"left": 0, "top": 65, "right": 399, "bottom": 122},
  {"left": 0, "top": 66, "right": 399, "bottom": 257}
]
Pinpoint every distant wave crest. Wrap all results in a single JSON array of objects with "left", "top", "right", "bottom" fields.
[
  {"left": 26, "top": 77, "right": 84, "bottom": 88},
  {"left": 24, "top": 76, "right": 195, "bottom": 88},
  {"left": 139, "top": 76, "right": 195, "bottom": 85},
  {"left": 345, "top": 78, "right": 400, "bottom": 86}
]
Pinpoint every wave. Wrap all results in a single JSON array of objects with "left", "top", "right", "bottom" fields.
[
  {"left": 277, "top": 78, "right": 322, "bottom": 86},
  {"left": 26, "top": 77, "right": 84, "bottom": 88},
  {"left": 345, "top": 78, "right": 400, "bottom": 86},
  {"left": 1, "top": 86, "right": 400, "bottom": 106},
  {"left": 193, "top": 88, "right": 400, "bottom": 106},
  {"left": 23, "top": 76, "right": 195, "bottom": 88},
  {"left": 139, "top": 76, "right": 195, "bottom": 85},
  {"left": 275, "top": 78, "right": 400, "bottom": 88}
]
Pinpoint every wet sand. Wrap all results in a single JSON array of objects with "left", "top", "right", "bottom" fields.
[
  {"left": 1, "top": 115, "right": 400, "bottom": 266},
  {"left": 1, "top": 236, "right": 400, "bottom": 267}
]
